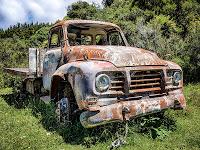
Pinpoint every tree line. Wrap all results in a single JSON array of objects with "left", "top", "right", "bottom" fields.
[{"left": 0, "top": 0, "right": 199, "bottom": 88}]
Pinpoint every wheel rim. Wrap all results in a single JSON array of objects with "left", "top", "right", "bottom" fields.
[
  {"left": 56, "top": 98, "right": 70, "bottom": 124},
  {"left": 60, "top": 98, "right": 67, "bottom": 113}
]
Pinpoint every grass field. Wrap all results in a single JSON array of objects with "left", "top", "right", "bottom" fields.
[{"left": 0, "top": 84, "right": 200, "bottom": 150}]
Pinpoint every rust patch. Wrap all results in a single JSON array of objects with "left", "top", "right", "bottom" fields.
[
  {"left": 160, "top": 99, "right": 167, "bottom": 109},
  {"left": 67, "top": 46, "right": 167, "bottom": 67},
  {"left": 80, "top": 93, "right": 185, "bottom": 128},
  {"left": 125, "top": 104, "right": 137, "bottom": 120},
  {"left": 177, "top": 94, "right": 186, "bottom": 108}
]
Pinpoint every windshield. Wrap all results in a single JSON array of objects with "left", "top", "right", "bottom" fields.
[{"left": 67, "top": 24, "right": 125, "bottom": 46}]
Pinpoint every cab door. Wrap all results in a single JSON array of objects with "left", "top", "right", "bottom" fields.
[{"left": 43, "top": 26, "right": 64, "bottom": 91}]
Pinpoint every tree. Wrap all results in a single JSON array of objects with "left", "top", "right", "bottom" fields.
[
  {"left": 67, "top": 1, "right": 97, "bottom": 19},
  {"left": 102, "top": 0, "right": 114, "bottom": 7}
]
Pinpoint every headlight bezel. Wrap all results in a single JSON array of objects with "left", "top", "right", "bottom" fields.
[
  {"left": 167, "top": 69, "right": 182, "bottom": 86},
  {"left": 95, "top": 73, "right": 111, "bottom": 93}
]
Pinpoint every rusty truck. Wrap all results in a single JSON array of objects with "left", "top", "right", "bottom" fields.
[{"left": 5, "top": 20, "right": 186, "bottom": 128}]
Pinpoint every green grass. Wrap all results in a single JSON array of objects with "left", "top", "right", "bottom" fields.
[
  {"left": 0, "top": 97, "right": 82, "bottom": 150},
  {"left": 0, "top": 88, "right": 13, "bottom": 95},
  {"left": 0, "top": 84, "right": 200, "bottom": 150}
]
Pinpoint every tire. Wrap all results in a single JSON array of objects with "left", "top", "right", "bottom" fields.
[
  {"left": 56, "top": 97, "right": 71, "bottom": 124},
  {"left": 55, "top": 83, "right": 77, "bottom": 124}
]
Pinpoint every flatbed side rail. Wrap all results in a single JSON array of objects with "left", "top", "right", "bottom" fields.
[
  {"left": 4, "top": 68, "right": 30, "bottom": 77},
  {"left": 4, "top": 48, "right": 46, "bottom": 78}
]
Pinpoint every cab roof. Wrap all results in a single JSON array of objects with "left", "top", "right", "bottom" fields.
[{"left": 52, "top": 19, "right": 120, "bottom": 29}]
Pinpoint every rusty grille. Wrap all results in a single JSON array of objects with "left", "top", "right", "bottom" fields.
[
  {"left": 129, "top": 70, "right": 164, "bottom": 95},
  {"left": 109, "top": 72, "right": 125, "bottom": 93}
]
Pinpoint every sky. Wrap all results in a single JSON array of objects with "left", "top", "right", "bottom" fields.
[{"left": 0, "top": 0, "right": 102, "bottom": 29}]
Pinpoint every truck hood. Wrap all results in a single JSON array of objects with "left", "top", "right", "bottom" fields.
[{"left": 68, "top": 46, "right": 167, "bottom": 67}]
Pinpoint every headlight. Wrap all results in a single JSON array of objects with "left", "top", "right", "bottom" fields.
[
  {"left": 167, "top": 70, "right": 182, "bottom": 86},
  {"left": 173, "top": 71, "right": 182, "bottom": 85},
  {"left": 96, "top": 74, "right": 110, "bottom": 92}
]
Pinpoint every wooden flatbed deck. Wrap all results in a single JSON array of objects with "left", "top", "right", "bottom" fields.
[{"left": 4, "top": 68, "right": 30, "bottom": 77}]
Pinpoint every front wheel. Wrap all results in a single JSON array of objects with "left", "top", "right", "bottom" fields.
[
  {"left": 55, "top": 97, "right": 71, "bottom": 124},
  {"left": 55, "top": 83, "right": 78, "bottom": 125}
]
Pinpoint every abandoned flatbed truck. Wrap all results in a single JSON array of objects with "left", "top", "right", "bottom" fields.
[{"left": 5, "top": 20, "right": 186, "bottom": 128}]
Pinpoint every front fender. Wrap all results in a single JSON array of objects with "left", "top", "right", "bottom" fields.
[
  {"left": 165, "top": 60, "right": 182, "bottom": 70},
  {"left": 51, "top": 61, "right": 115, "bottom": 109}
]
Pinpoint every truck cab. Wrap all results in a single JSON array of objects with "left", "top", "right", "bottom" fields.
[{"left": 5, "top": 20, "right": 186, "bottom": 128}]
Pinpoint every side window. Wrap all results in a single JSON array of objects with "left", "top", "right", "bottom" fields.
[
  {"left": 81, "top": 35, "right": 92, "bottom": 45},
  {"left": 49, "top": 27, "right": 63, "bottom": 48},
  {"left": 108, "top": 31, "right": 124, "bottom": 46},
  {"left": 67, "top": 33, "right": 92, "bottom": 46},
  {"left": 51, "top": 33, "right": 59, "bottom": 47},
  {"left": 96, "top": 34, "right": 106, "bottom": 45}
]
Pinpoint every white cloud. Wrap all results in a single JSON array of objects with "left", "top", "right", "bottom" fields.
[
  {"left": 0, "top": 0, "right": 102, "bottom": 29},
  {"left": 0, "top": 0, "right": 26, "bottom": 24}
]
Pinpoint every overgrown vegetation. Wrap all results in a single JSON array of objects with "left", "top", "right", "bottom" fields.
[
  {"left": 0, "top": 0, "right": 199, "bottom": 88},
  {"left": 0, "top": 23, "right": 51, "bottom": 88},
  {"left": 0, "top": 0, "right": 199, "bottom": 149},
  {"left": 0, "top": 84, "right": 200, "bottom": 149}
]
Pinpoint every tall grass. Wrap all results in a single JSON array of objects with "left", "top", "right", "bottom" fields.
[{"left": 0, "top": 84, "right": 200, "bottom": 149}]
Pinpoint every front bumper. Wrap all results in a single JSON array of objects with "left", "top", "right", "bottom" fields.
[{"left": 80, "top": 90, "right": 186, "bottom": 128}]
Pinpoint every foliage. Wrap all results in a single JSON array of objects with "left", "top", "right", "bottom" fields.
[
  {"left": 0, "top": 84, "right": 200, "bottom": 149},
  {"left": 0, "top": 0, "right": 199, "bottom": 87},
  {"left": 30, "top": 26, "right": 51, "bottom": 48},
  {"left": 67, "top": 1, "right": 98, "bottom": 20},
  {"left": 0, "top": 88, "right": 13, "bottom": 95},
  {"left": 102, "top": 0, "right": 114, "bottom": 7},
  {"left": 0, "top": 22, "right": 49, "bottom": 39},
  {"left": 0, "top": 23, "right": 50, "bottom": 88},
  {"left": 0, "top": 1, "right": 199, "bottom": 149},
  {"left": 0, "top": 97, "right": 80, "bottom": 150}
]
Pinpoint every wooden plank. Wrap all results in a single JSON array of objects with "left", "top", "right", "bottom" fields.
[{"left": 4, "top": 68, "right": 30, "bottom": 76}]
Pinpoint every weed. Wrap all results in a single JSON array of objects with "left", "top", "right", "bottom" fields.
[
  {"left": 1, "top": 84, "right": 200, "bottom": 149},
  {"left": 2, "top": 91, "right": 177, "bottom": 148},
  {"left": 128, "top": 112, "right": 176, "bottom": 140}
]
